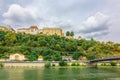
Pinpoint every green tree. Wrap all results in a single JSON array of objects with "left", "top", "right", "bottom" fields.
[
  {"left": 70, "top": 31, "right": 74, "bottom": 36},
  {"left": 59, "top": 60, "right": 67, "bottom": 66},
  {"left": 73, "top": 52, "right": 85, "bottom": 60},
  {"left": 4, "top": 32, "right": 17, "bottom": 46},
  {"left": 66, "top": 31, "right": 70, "bottom": 36}
]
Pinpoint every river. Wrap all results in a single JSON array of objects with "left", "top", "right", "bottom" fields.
[{"left": 0, "top": 67, "right": 120, "bottom": 80}]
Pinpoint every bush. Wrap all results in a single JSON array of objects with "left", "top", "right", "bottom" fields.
[
  {"left": 0, "top": 62, "right": 4, "bottom": 68},
  {"left": 71, "top": 62, "right": 80, "bottom": 66},
  {"left": 76, "top": 63, "right": 80, "bottom": 66},
  {"left": 45, "top": 62, "right": 51, "bottom": 68},
  {"left": 52, "top": 64, "right": 56, "bottom": 67},
  {"left": 110, "top": 62, "right": 117, "bottom": 66},
  {"left": 71, "top": 62, "right": 76, "bottom": 66},
  {"left": 59, "top": 60, "right": 67, "bottom": 66},
  {"left": 101, "top": 63, "right": 107, "bottom": 66}
]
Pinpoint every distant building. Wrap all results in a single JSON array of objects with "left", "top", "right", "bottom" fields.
[
  {"left": 38, "top": 55, "right": 43, "bottom": 61},
  {"left": 9, "top": 53, "right": 25, "bottom": 61},
  {"left": 41, "top": 28, "right": 64, "bottom": 36},
  {"left": 17, "top": 26, "right": 39, "bottom": 34},
  {"left": 0, "top": 25, "right": 15, "bottom": 32},
  {"left": 78, "top": 56, "right": 87, "bottom": 61},
  {"left": 65, "top": 36, "right": 74, "bottom": 39},
  {"left": 62, "top": 56, "right": 73, "bottom": 61},
  {"left": 78, "top": 36, "right": 82, "bottom": 40}
]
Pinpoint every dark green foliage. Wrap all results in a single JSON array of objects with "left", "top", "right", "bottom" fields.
[
  {"left": 59, "top": 60, "right": 67, "bottom": 66},
  {"left": 110, "top": 62, "right": 117, "bottom": 66},
  {"left": 71, "top": 62, "right": 76, "bottom": 66},
  {"left": 0, "top": 62, "right": 4, "bottom": 68},
  {"left": 73, "top": 52, "right": 85, "bottom": 60},
  {"left": 101, "top": 63, "right": 106, "bottom": 66},
  {"left": 45, "top": 62, "right": 51, "bottom": 68},
  {"left": 70, "top": 31, "right": 74, "bottom": 36},
  {"left": 66, "top": 31, "right": 74, "bottom": 36},
  {"left": 71, "top": 62, "right": 80, "bottom": 66},
  {"left": 66, "top": 31, "right": 70, "bottom": 36},
  {"left": 52, "top": 64, "right": 55, "bottom": 67}
]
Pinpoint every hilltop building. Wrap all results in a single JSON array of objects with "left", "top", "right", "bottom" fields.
[
  {"left": 17, "top": 26, "right": 64, "bottom": 36},
  {"left": 41, "top": 28, "right": 64, "bottom": 36},
  {"left": 0, "top": 25, "right": 15, "bottom": 32},
  {"left": 17, "top": 26, "right": 39, "bottom": 35},
  {"left": 78, "top": 36, "right": 82, "bottom": 40},
  {"left": 0, "top": 25, "right": 66, "bottom": 37}
]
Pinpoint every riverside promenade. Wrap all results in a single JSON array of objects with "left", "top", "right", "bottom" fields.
[
  {"left": 2, "top": 61, "right": 86, "bottom": 68},
  {"left": 2, "top": 62, "right": 58, "bottom": 68}
]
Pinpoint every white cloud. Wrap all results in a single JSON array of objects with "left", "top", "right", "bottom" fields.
[
  {"left": 83, "top": 30, "right": 110, "bottom": 39},
  {"left": 2, "top": 4, "right": 110, "bottom": 39},
  {"left": 75, "top": 12, "right": 110, "bottom": 39},
  {"left": 2, "top": 4, "right": 38, "bottom": 25},
  {"left": 78, "top": 12, "right": 109, "bottom": 33}
]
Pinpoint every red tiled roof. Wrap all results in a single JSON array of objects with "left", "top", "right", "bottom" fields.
[
  {"left": 17, "top": 28, "right": 29, "bottom": 30},
  {"left": 30, "top": 26, "right": 38, "bottom": 29}
]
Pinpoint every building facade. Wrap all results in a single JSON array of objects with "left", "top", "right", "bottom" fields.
[
  {"left": 41, "top": 28, "right": 64, "bottom": 36},
  {"left": 0, "top": 25, "right": 15, "bottom": 32},
  {"left": 9, "top": 53, "right": 25, "bottom": 61},
  {"left": 17, "top": 26, "right": 39, "bottom": 35},
  {"left": 62, "top": 56, "right": 73, "bottom": 61}
]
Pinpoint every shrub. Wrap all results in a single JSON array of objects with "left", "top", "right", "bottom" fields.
[
  {"left": 45, "top": 62, "right": 51, "bottom": 68},
  {"left": 71, "top": 62, "right": 76, "bottom": 66},
  {"left": 76, "top": 63, "right": 80, "bottom": 66},
  {"left": 71, "top": 62, "right": 80, "bottom": 66},
  {"left": 110, "top": 62, "right": 117, "bottom": 66},
  {"left": 101, "top": 63, "right": 108, "bottom": 66},
  {"left": 52, "top": 64, "right": 56, "bottom": 67},
  {"left": 59, "top": 60, "right": 67, "bottom": 66},
  {"left": 0, "top": 62, "right": 4, "bottom": 68}
]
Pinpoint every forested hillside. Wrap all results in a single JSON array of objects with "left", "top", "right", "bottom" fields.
[{"left": 0, "top": 30, "right": 120, "bottom": 61}]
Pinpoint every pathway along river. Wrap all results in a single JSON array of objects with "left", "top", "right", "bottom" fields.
[{"left": 0, "top": 67, "right": 120, "bottom": 80}]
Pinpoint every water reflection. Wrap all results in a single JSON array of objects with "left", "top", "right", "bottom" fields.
[
  {"left": 0, "top": 67, "right": 120, "bottom": 80},
  {"left": 8, "top": 69, "right": 24, "bottom": 80},
  {"left": 0, "top": 69, "right": 8, "bottom": 80},
  {"left": 24, "top": 69, "right": 38, "bottom": 80}
]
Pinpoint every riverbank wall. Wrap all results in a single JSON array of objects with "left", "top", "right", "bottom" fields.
[
  {"left": 3, "top": 62, "right": 59, "bottom": 68},
  {"left": 2, "top": 62, "right": 86, "bottom": 68},
  {"left": 2, "top": 62, "right": 120, "bottom": 68}
]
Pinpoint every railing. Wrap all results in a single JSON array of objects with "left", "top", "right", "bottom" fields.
[{"left": 89, "top": 56, "right": 120, "bottom": 63}]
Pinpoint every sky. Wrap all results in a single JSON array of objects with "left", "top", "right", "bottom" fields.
[{"left": 0, "top": 0, "right": 120, "bottom": 43}]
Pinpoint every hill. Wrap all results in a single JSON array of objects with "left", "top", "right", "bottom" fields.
[{"left": 0, "top": 30, "right": 120, "bottom": 61}]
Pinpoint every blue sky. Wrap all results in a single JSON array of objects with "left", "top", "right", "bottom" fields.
[{"left": 0, "top": 0, "right": 120, "bottom": 43}]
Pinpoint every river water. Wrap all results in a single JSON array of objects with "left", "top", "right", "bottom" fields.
[{"left": 0, "top": 67, "right": 120, "bottom": 80}]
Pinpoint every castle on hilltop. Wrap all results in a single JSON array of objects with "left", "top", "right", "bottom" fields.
[{"left": 0, "top": 25, "right": 64, "bottom": 36}]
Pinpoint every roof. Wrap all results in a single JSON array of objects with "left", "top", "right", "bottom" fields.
[
  {"left": 30, "top": 26, "right": 38, "bottom": 28},
  {"left": 10, "top": 53, "right": 25, "bottom": 56},
  {"left": 43, "top": 27, "right": 62, "bottom": 30},
  {"left": 17, "top": 28, "right": 29, "bottom": 30},
  {"left": 38, "top": 55, "right": 43, "bottom": 58}
]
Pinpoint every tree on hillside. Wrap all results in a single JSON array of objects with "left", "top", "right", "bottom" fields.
[
  {"left": 66, "top": 31, "right": 70, "bottom": 36},
  {"left": 4, "top": 32, "right": 17, "bottom": 46},
  {"left": 70, "top": 31, "right": 74, "bottom": 36}
]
